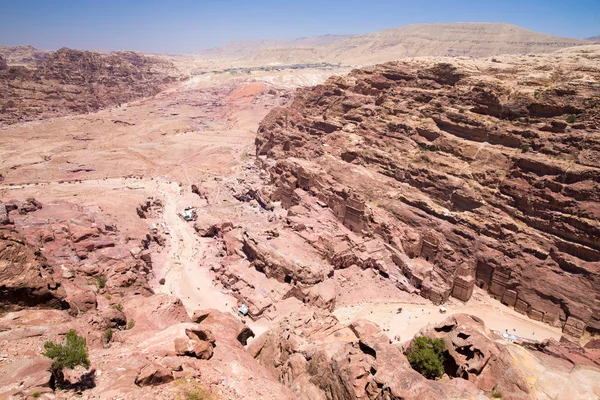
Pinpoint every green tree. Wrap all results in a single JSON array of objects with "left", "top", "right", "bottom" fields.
[
  {"left": 405, "top": 336, "right": 445, "bottom": 380},
  {"left": 43, "top": 329, "right": 90, "bottom": 387}
]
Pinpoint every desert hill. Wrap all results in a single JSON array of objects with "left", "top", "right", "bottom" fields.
[
  {"left": 203, "top": 22, "right": 588, "bottom": 66},
  {"left": 196, "top": 34, "right": 355, "bottom": 60}
]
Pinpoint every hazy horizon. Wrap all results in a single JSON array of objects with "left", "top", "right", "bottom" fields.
[{"left": 0, "top": 0, "right": 598, "bottom": 54}]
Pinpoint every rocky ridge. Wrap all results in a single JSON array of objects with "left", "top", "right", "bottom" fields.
[
  {"left": 0, "top": 48, "right": 181, "bottom": 125},
  {"left": 255, "top": 46, "right": 600, "bottom": 339}
]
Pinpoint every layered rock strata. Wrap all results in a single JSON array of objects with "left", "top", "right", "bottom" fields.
[{"left": 255, "top": 51, "right": 600, "bottom": 337}]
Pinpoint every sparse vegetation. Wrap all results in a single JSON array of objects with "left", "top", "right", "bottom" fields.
[
  {"left": 126, "top": 319, "right": 136, "bottom": 330},
  {"left": 95, "top": 276, "right": 107, "bottom": 289},
  {"left": 103, "top": 328, "right": 113, "bottom": 343},
  {"left": 174, "top": 379, "right": 214, "bottom": 400},
  {"left": 32, "top": 392, "right": 41, "bottom": 398},
  {"left": 534, "top": 89, "right": 541, "bottom": 97},
  {"left": 183, "top": 389, "right": 211, "bottom": 400},
  {"left": 521, "top": 144, "right": 529, "bottom": 153},
  {"left": 112, "top": 303, "right": 123, "bottom": 312},
  {"left": 491, "top": 389, "right": 503, "bottom": 398},
  {"left": 43, "top": 329, "right": 90, "bottom": 387},
  {"left": 105, "top": 294, "right": 112, "bottom": 300},
  {"left": 405, "top": 336, "right": 445, "bottom": 380},
  {"left": 458, "top": 107, "right": 465, "bottom": 113},
  {"left": 566, "top": 115, "right": 577, "bottom": 123}
]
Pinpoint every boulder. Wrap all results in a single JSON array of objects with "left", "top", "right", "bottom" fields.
[{"left": 135, "top": 363, "right": 174, "bottom": 387}]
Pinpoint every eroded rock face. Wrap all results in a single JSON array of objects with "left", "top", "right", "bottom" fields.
[
  {"left": 0, "top": 48, "right": 181, "bottom": 125},
  {"left": 0, "top": 232, "right": 66, "bottom": 311},
  {"left": 255, "top": 55, "right": 600, "bottom": 337},
  {"left": 248, "top": 310, "right": 486, "bottom": 399},
  {"left": 412, "top": 314, "right": 530, "bottom": 397}
]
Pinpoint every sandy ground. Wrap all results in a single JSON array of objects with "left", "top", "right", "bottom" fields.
[{"left": 334, "top": 287, "right": 562, "bottom": 343}]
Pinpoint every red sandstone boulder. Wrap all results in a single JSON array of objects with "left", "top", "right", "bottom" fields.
[{"left": 135, "top": 363, "right": 174, "bottom": 387}]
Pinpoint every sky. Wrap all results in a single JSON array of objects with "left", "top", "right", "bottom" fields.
[{"left": 0, "top": 0, "right": 598, "bottom": 54}]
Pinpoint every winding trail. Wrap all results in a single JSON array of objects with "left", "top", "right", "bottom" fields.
[{"left": 0, "top": 176, "right": 237, "bottom": 314}]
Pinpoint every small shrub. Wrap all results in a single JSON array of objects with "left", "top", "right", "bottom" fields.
[
  {"left": 566, "top": 115, "right": 577, "bottom": 124},
  {"left": 405, "top": 336, "right": 445, "bottom": 380},
  {"left": 32, "top": 392, "right": 41, "bottom": 398},
  {"left": 105, "top": 294, "right": 111, "bottom": 300},
  {"left": 458, "top": 107, "right": 465, "bottom": 113},
  {"left": 492, "top": 390, "right": 503, "bottom": 398},
  {"left": 43, "top": 329, "right": 90, "bottom": 387},
  {"left": 95, "top": 276, "right": 106, "bottom": 289},
  {"left": 112, "top": 303, "right": 123, "bottom": 312},
  {"left": 534, "top": 90, "right": 541, "bottom": 97},
  {"left": 521, "top": 144, "right": 529, "bottom": 153},
  {"left": 183, "top": 388, "right": 212, "bottom": 400},
  {"left": 103, "top": 328, "right": 113, "bottom": 343},
  {"left": 126, "top": 319, "right": 136, "bottom": 330}
]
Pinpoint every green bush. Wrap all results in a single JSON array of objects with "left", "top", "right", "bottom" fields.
[
  {"left": 405, "top": 336, "right": 445, "bottom": 380},
  {"left": 126, "top": 319, "right": 136, "bottom": 330},
  {"left": 103, "top": 328, "right": 113, "bottom": 343},
  {"left": 43, "top": 329, "right": 90, "bottom": 387},
  {"left": 112, "top": 303, "right": 123, "bottom": 312},
  {"left": 566, "top": 115, "right": 577, "bottom": 124},
  {"left": 95, "top": 276, "right": 106, "bottom": 289},
  {"left": 32, "top": 392, "right": 41, "bottom": 398},
  {"left": 521, "top": 144, "right": 529, "bottom": 153},
  {"left": 492, "top": 390, "right": 503, "bottom": 398}
]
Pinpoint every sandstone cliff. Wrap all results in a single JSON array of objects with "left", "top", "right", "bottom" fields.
[
  {"left": 0, "top": 48, "right": 181, "bottom": 125},
  {"left": 255, "top": 46, "right": 600, "bottom": 338}
]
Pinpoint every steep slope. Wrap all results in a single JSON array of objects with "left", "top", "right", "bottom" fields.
[{"left": 256, "top": 46, "right": 600, "bottom": 339}]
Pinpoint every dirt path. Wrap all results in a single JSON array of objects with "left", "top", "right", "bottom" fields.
[
  {"left": 0, "top": 177, "right": 238, "bottom": 315},
  {"left": 155, "top": 179, "right": 237, "bottom": 313}
]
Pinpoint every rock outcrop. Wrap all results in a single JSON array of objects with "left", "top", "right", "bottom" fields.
[
  {"left": 249, "top": 310, "right": 489, "bottom": 399},
  {"left": 0, "top": 47, "right": 181, "bottom": 125},
  {"left": 0, "top": 232, "right": 66, "bottom": 311},
  {"left": 255, "top": 51, "right": 600, "bottom": 337},
  {"left": 412, "top": 314, "right": 530, "bottom": 397}
]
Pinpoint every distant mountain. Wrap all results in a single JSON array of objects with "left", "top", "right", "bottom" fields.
[
  {"left": 201, "top": 23, "right": 589, "bottom": 66},
  {"left": 197, "top": 34, "right": 355, "bottom": 60},
  {"left": 0, "top": 45, "right": 51, "bottom": 67},
  {"left": 586, "top": 35, "right": 600, "bottom": 42}
]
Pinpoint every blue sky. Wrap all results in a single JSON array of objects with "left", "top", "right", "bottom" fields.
[{"left": 0, "top": 0, "right": 598, "bottom": 53}]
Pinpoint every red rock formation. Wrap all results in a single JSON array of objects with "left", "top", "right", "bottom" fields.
[
  {"left": 248, "top": 310, "right": 493, "bottom": 399},
  {"left": 0, "top": 48, "right": 181, "bottom": 125},
  {"left": 256, "top": 57, "right": 600, "bottom": 337},
  {"left": 0, "top": 231, "right": 66, "bottom": 311},
  {"left": 412, "top": 314, "right": 530, "bottom": 397}
]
